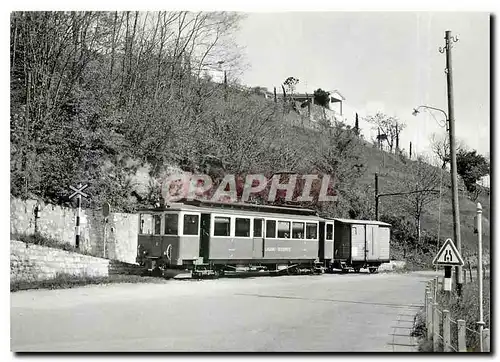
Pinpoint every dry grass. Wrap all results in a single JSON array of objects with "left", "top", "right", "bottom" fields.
[
  {"left": 415, "top": 276, "right": 490, "bottom": 352},
  {"left": 11, "top": 232, "right": 100, "bottom": 257},
  {"left": 11, "top": 273, "right": 166, "bottom": 292}
]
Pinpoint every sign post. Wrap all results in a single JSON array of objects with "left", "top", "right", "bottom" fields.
[
  {"left": 476, "top": 202, "right": 485, "bottom": 352},
  {"left": 68, "top": 183, "right": 89, "bottom": 249},
  {"left": 432, "top": 238, "right": 464, "bottom": 307},
  {"left": 102, "top": 202, "right": 110, "bottom": 258}
]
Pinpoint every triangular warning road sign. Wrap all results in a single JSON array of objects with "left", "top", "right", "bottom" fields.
[{"left": 432, "top": 238, "right": 464, "bottom": 266}]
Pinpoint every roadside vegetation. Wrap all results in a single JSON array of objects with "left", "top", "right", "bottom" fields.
[
  {"left": 412, "top": 276, "right": 491, "bottom": 352},
  {"left": 11, "top": 273, "right": 167, "bottom": 292}
]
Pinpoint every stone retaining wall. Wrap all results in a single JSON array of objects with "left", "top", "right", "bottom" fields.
[
  {"left": 10, "top": 240, "right": 145, "bottom": 283},
  {"left": 10, "top": 240, "right": 110, "bottom": 282},
  {"left": 10, "top": 197, "right": 139, "bottom": 264}
]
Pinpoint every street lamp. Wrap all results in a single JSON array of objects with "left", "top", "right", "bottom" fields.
[
  {"left": 412, "top": 105, "right": 448, "bottom": 130},
  {"left": 412, "top": 103, "right": 462, "bottom": 293}
]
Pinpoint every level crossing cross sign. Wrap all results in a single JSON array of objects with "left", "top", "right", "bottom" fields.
[
  {"left": 432, "top": 238, "right": 464, "bottom": 266},
  {"left": 69, "top": 184, "right": 88, "bottom": 199}
]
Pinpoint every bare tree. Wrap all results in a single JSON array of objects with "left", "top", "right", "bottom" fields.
[
  {"left": 403, "top": 155, "right": 441, "bottom": 245},
  {"left": 429, "top": 132, "right": 450, "bottom": 169},
  {"left": 365, "top": 112, "right": 406, "bottom": 153},
  {"left": 10, "top": 11, "right": 246, "bottom": 206}
]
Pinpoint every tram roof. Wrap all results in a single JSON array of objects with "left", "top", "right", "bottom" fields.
[
  {"left": 331, "top": 218, "right": 391, "bottom": 226},
  {"left": 138, "top": 199, "right": 320, "bottom": 218}
]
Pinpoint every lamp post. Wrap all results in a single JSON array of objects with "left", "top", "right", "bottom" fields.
[
  {"left": 412, "top": 103, "right": 463, "bottom": 295},
  {"left": 412, "top": 106, "right": 449, "bottom": 130}
]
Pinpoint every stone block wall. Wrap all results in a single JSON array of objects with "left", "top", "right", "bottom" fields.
[
  {"left": 108, "top": 213, "right": 139, "bottom": 264},
  {"left": 10, "top": 198, "right": 84, "bottom": 247},
  {"left": 10, "top": 198, "right": 139, "bottom": 264},
  {"left": 11, "top": 240, "right": 110, "bottom": 282},
  {"left": 108, "top": 260, "right": 145, "bottom": 276}
]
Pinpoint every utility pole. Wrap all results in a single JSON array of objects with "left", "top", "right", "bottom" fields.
[
  {"left": 395, "top": 123, "right": 399, "bottom": 153},
  {"left": 440, "top": 30, "right": 463, "bottom": 295},
  {"left": 374, "top": 173, "right": 439, "bottom": 223},
  {"left": 224, "top": 70, "right": 227, "bottom": 101}
]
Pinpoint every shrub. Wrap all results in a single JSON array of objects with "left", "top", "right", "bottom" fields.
[
  {"left": 437, "top": 278, "right": 491, "bottom": 351},
  {"left": 416, "top": 277, "right": 491, "bottom": 352}
]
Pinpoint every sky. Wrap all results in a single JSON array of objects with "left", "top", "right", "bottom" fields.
[{"left": 234, "top": 12, "right": 490, "bottom": 160}]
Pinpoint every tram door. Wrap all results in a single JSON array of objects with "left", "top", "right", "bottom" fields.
[
  {"left": 252, "top": 218, "right": 264, "bottom": 258},
  {"left": 200, "top": 214, "right": 211, "bottom": 263}
]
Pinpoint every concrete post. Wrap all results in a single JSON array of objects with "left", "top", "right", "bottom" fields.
[
  {"left": 424, "top": 290, "right": 428, "bottom": 314},
  {"left": 443, "top": 310, "right": 451, "bottom": 352},
  {"left": 425, "top": 291, "right": 430, "bottom": 335},
  {"left": 482, "top": 328, "right": 490, "bottom": 352},
  {"left": 476, "top": 203, "right": 484, "bottom": 352},
  {"left": 427, "top": 296, "right": 434, "bottom": 340},
  {"left": 433, "top": 302, "right": 440, "bottom": 351},
  {"left": 457, "top": 319, "right": 466, "bottom": 352}
]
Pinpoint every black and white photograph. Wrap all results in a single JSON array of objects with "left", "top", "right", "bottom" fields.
[{"left": 8, "top": 4, "right": 492, "bottom": 354}]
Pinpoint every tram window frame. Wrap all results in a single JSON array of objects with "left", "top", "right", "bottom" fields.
[
  {"left": 292, "top": 222, "right": 305, "bottom": 239},
  {"left": 235, "top": 217, "right": 251, "bottom": 237},
  {"left": 326, "top": 223, "right": 334, "bottom": 240},
  {"left": 306, "top": 222, "right": 318, "bottom": 240},
  {"left": 164, "top": 213, "right": 179, "bottom": 235},
  {"left": 253, "top": 218, "right": 263, "bottom": 238},
  {"left": 153, "top": 214, "right": 162, "bottom": 235},
  {"left": 277, "top": 220, "right": 291, "bottom": 239},
  {"left": 183, "top": 214, "right": 199, "bottom": 236},
  {"left": 139, "top": 213, "right": 153, "bottom": 235},
  {"left": 213, "top": 216, "right": 232, "bottom": 237},
  {"left": 266, "top": 220, "right": 276, "bottom": 238}
]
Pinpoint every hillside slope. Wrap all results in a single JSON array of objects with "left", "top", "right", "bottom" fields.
[
  {"left": 281, "top": 104, "right": 490, "bottom": 257},
  {"left": 356, "top": 140, "right": 490, "bottom": 257},
  {"left": 125, "top": 104, "right": 489, "bottom": 260}
]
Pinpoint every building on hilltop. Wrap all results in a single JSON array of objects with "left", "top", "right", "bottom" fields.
[{"left": 290, "top": 90, "right": 345, "bottom": 117}]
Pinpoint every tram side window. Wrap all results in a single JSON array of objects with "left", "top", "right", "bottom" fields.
[
  {"left": 326, "top": 224, "right": 334, "bottom": 240},
  {"left": 254, "top": 219, "right": 263, "bottom": 238},
  {"left": 153, "top": 215, "right": 162, "bottom": 235},
  {"left": 183, "top": 214, "right": 199, "bottom": 235},
  {"left": 306, "top": 223, "right": 317, "bottom": 239},
  {"left": 164, "top": 214, "right": 178, "bottom": 235},
  {"left": 292, "top": 222, "right": 305, "bottom": 239},
  {"left": 214, "top": 216, "right": 231, "bottom": 236},
  {"left": 139, "top": 213, "right": 153, "bottom": 234},
  {"left": 266, "top": 220, "right": 276, "bottom": 238},
  {"left": 235, "top": 218, "right": 251, "bottom": 237},
  {"left": 277, "top": 221, "right": 291, "bottom": 239}
]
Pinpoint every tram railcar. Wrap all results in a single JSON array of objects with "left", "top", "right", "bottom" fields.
[
  {"left": 326, "top": 218, "right": 391, "bottom": 273},
  {"left": 136, "top": 200, "right": 391, "bottom": 277},
  {"left": 136, "top": 200, "right": 324, "bottom": 277}
]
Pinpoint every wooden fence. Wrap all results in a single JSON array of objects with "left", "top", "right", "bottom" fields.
[{"left": 424, "top": 276, "right": 490, "bottom": 352}]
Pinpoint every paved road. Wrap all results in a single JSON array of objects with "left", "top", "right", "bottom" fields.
[{"left": 11, "top": 271, "right": 438, "bottom": 352}]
